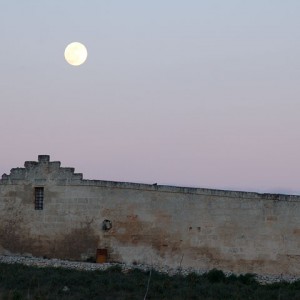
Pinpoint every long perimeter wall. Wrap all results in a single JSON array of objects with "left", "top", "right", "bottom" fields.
[{"left": 0, "top": 155, "right": 299, "bottom": 276}]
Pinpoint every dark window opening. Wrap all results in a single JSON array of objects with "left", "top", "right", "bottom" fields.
[{"left": 35, "top": 187, "right": 44, "bottom": 210}]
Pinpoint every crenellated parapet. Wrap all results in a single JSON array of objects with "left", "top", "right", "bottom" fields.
[{"left": 0, "top": 155, "right": 83, "bottom": 184}]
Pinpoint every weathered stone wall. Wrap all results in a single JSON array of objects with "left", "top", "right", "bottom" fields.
[{"left": 1, "top": 155, "right": 300, "bottom": 276}]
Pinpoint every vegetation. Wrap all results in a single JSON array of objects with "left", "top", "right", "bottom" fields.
[{"left": 1, "top": 263, "right": 300, "bottom": 299}]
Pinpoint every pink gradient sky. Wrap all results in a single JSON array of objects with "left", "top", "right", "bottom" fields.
[{"left": 1, "top": 1, "right": 300, "bottom": 194}]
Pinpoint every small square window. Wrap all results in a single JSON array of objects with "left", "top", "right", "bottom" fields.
[{"left": 35, "top": 187, "right": 44, "bottom": 210}]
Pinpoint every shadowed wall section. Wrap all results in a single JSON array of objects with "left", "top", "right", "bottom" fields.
[{"left": 0, "top": 155, "right": 299, "bottom": 276}]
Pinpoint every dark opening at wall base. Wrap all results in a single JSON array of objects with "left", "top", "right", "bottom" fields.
[{"left": 96, "top": 249, "right": 108, "bottom": 263}]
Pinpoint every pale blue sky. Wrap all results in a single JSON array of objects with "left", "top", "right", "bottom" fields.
[{"left": 1, "top": 1, "right": 300, "bottom": 194}]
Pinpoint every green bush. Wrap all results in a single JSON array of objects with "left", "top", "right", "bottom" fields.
[
  {"left": 205, "top": 268, "right": 226, "bottom": 283},
  {"left": 237, "top": 273, "right": 258, "bottom": 285}
]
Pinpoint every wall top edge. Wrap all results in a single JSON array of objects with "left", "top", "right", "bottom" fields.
[{"left": 0, "top": 155, "right": 299, "bottom": 200}]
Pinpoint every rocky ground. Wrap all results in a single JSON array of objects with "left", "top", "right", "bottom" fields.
[{"left": 0, "top": 254, "right": 298, "bottom": 285}]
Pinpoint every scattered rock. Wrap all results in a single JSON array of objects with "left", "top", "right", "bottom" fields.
[
  {"left": 0, "top": 255, "right": 298, "bottom": 284},
  {"left": 62, "top": 286, "right": 70, "bottom": 292}
]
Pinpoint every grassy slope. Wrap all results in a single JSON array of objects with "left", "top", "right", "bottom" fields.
[{"left": 1, "top": 263, "right": 300, "bottom": 299}]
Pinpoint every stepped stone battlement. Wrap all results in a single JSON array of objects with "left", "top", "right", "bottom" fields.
[{"left": 1, "top": 155, "right": 83, "bottom": 184}]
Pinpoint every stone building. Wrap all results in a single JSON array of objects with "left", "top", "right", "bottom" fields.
[{"left": 0, "top": 155, "right": 300, "bottom": 276}]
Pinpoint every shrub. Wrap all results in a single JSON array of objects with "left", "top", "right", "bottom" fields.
[
  {"left": 238, "top": 273, "right": 258, "bottom": 285},
  {"left": 205, "top": 269, "right": 226, "bottom": 283}
]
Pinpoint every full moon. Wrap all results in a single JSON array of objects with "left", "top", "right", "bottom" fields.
[{"left": 64, "top": 42, "right": 88, "bottom": 66}]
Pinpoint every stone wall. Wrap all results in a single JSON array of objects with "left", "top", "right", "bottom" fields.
[{"left": 0, "top": 155, "right": 300, "bottom": 276}]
